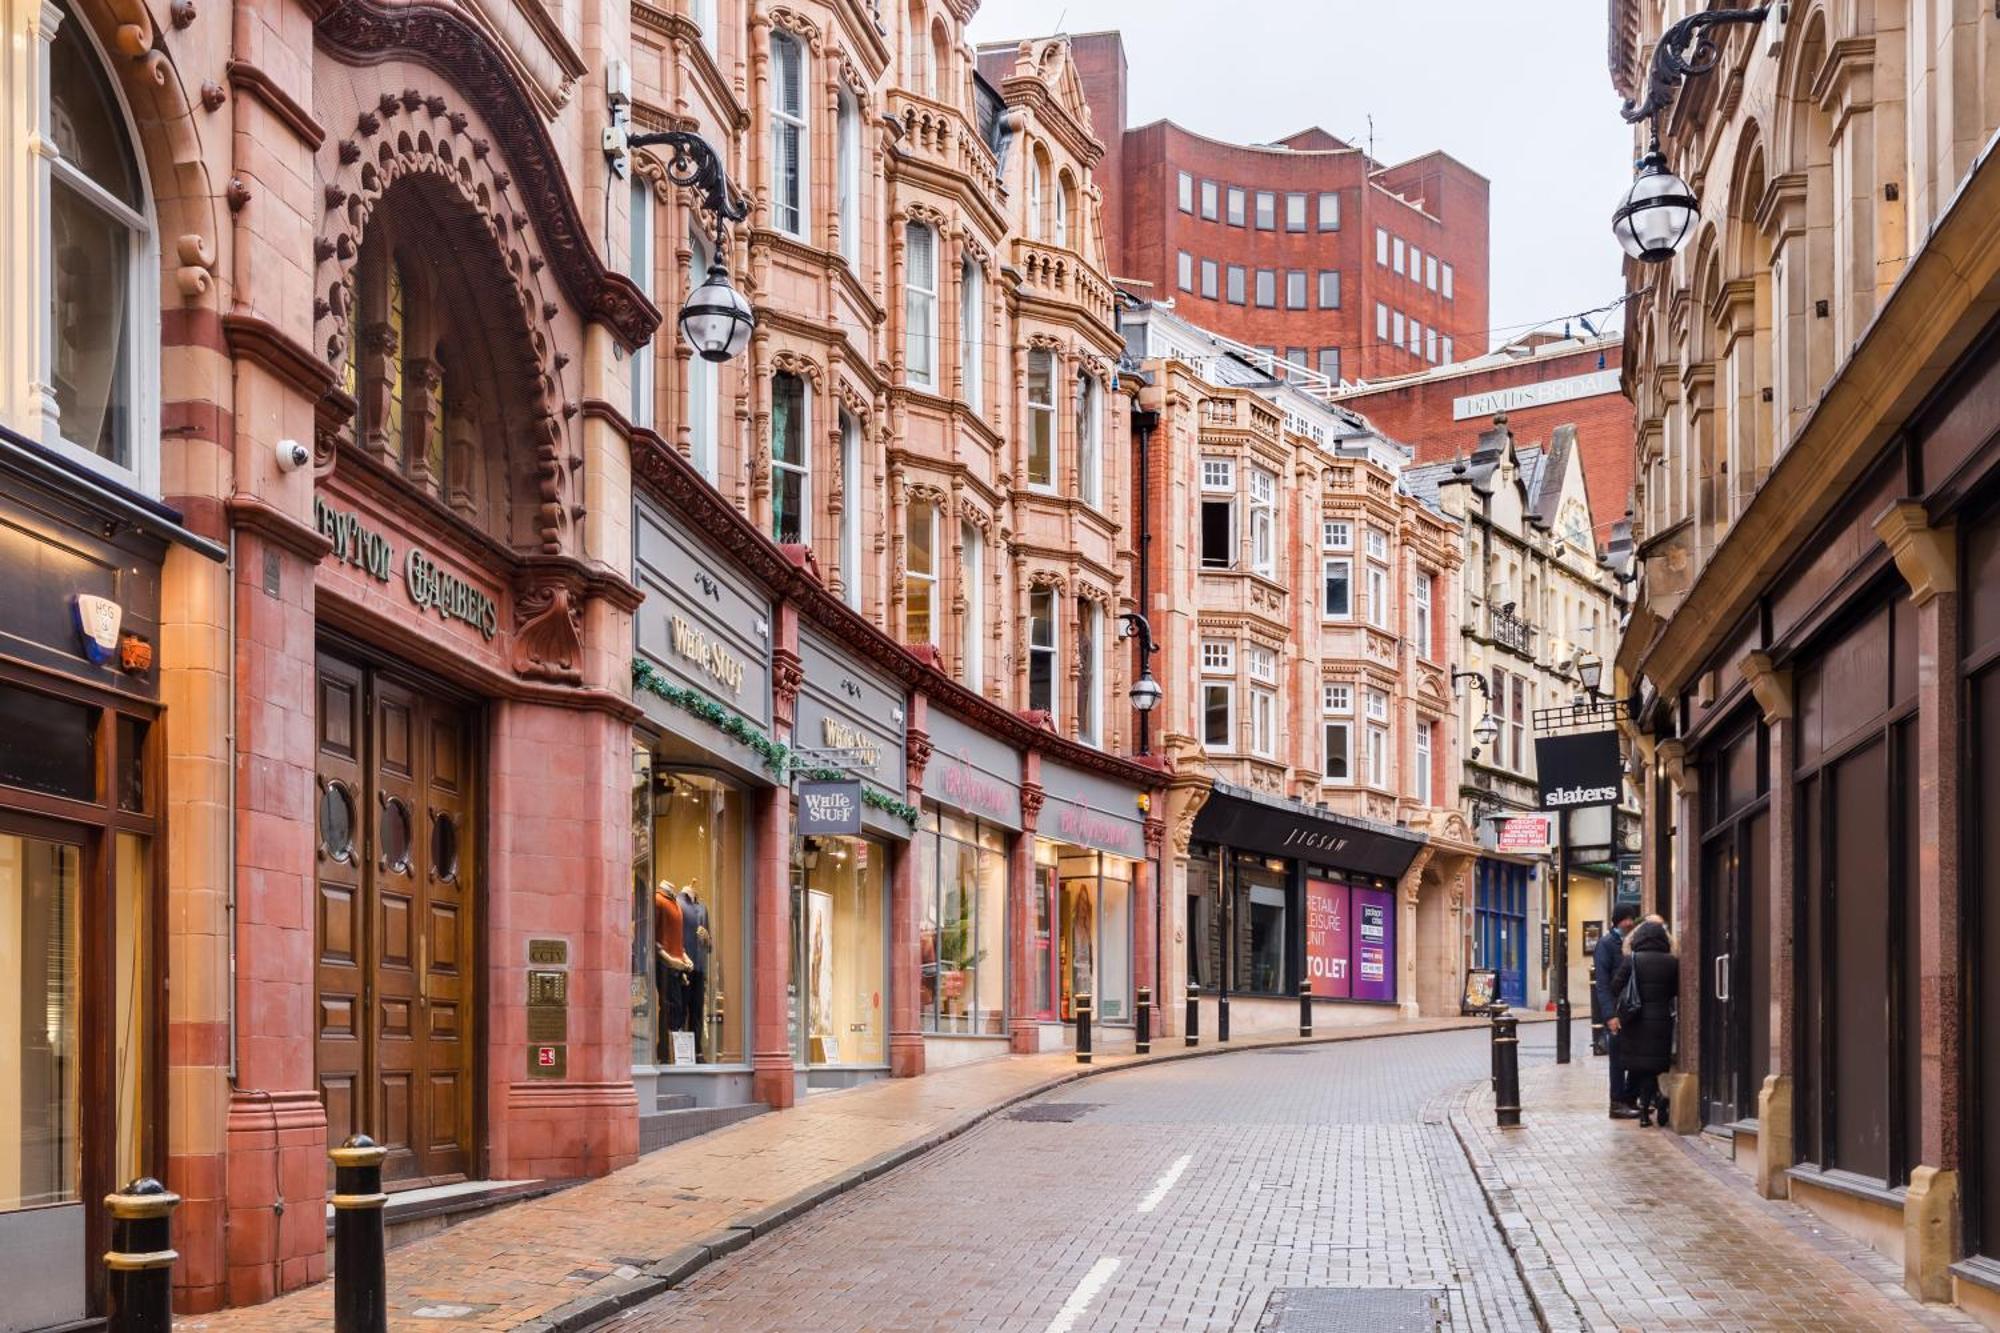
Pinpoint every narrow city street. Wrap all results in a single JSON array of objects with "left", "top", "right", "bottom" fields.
[{"left": 610, "top": 1026, "right": 1542, "bottom": 1332}]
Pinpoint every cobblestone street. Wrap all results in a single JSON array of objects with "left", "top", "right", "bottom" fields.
[
  {"left": 606, "top": 1025, "right": 1968, "bottom": 1333},
  {"left": 612, "top": 1026, "right": 1540, "bottom": 1332}
]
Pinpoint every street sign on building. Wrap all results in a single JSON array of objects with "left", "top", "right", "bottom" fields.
[{"left": 1495, "top": 814, "right": 1551, "bottom": 854}]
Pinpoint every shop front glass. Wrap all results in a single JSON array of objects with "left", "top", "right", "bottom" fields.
[
  {"left": 631, "top": 743, "right": 748, "bottom": 1068},
  {"left": 791, "top": 834, "right": 887, "bottom": 1066},
  {"left": 915, "top": 810, "right": 1007, "bottom": 1035},
  {"left": 1050, "top": 844, "right": 1134, "bottom": 1023},
  {"left": 2, "top": 830, "right": 80, "bottom": 1211}
]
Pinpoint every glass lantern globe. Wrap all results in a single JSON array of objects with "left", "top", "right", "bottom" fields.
[
  {"left": 1129, "top": 671, "right": 1163, "bottom": 714},
  {"left": 1612, "top": 142, "right": 1698, "bottom": 264},
  {"left": 1474, "top": 712, "right": 1501, "bottom": 751},
  {"left": 679, "top": 261, "right": 755, "bottom": 363}
]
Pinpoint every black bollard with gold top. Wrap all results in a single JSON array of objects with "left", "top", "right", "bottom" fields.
[
  {"left": 331, "top": 1134, "right": 389, "bottom": 1333},
  {"left": 1493, "top": 1012, "right": 1522, "bottom": 1128},
  {"left": 1074, "top": 991, "right": 1092, "bottom": 1065},
  {"left": 1298, "top": 978, "right": 1314, "bottom": 1038},
  {"left": 1184, "top": 982, "right": 1200, "bottom": 1047},
  {"left": 1135, "top": 985, "right": 1152, "bottom": 1055},
  {"left": 105, "top": 1177, "right": 179, "bottom": 1333}
]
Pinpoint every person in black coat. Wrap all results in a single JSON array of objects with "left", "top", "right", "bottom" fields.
[
  {"left": 1609, "top": 917, "right": 1680, "bottom": 1127},
  {"left": 1592, "top": 908, "right": 1638, "bottom": 1116}
]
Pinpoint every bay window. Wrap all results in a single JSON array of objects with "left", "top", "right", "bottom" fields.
[
  {"left": 1075, "top": 598, "right": 1101, "bottom": 746},
  {"left": 1367, "top": 725, "right": 1389, "bottom": 788},
  {"left": 1076, "top": 372, "right": 1100, "bottom": 508},
  {"left": 1414, "top": 575, "right": 1433, "bottom": 659},
  {"left": 836, "top": 88, "right": 862, "bottom": 264},
  {"left": 1250, "top": 688, "right": 1276, "bottom": 758},
  {"left": 960, "top": 522, "right": 982, "bottom": 688},
  {"left": 627, "top": 178, "right": 654, "bottom": 429},
  {"left": 1322, "top": 558, "right": 1352, "bottom": 619},
  {"left": 906, "top": 499, "right": 937, "bottom": 643},
  {"left": 839, "top": 411, "right": 862, "bottom": 607},
  {"left": 685, "top": 225, "right": 720, "bottom": 480},
  {"left": 1202, "top": 682, "right": 1234, "bottom": 751},
  {"left": 1028, "top": 588, "right": 1057, "bottom": 717},
  {"left": 1322, "top": 683, "right": 1353, "bottom": 783},
  {"left": 1200, "top": 458, "right": 1236, "bottom": 569},
  {"left": 1415, "top": 722, "right": 1433, "bottom": 805},
  {"left": 770, "top": 372, "right": 808, "bottom": 544},
  {"left": 961, "top": 259, "right": 984, "bottom": 412},
  {"left": 1248, "top": 467, "right": 1275, "bottom": 576},
  {"left": 905, "top": 221, "right": 937, "bottom": 387},
  {"left": 1026, "top": 349, "right": 1055, "bottom": 487},
  {"left": 769, "top": 33, "right": 808, "bottom": 237}
]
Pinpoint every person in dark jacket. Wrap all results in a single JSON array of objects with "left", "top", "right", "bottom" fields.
[
  {"left": 1609, "top": 917, "right": 1680, "bottom": 1127},
  {"left": 1592, "top": 908, "right": 1638, "bottom": 1116}
]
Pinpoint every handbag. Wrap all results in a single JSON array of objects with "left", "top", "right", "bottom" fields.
[{"left": 1616, "top": 963, "right": 1645, "bottom": 1028}]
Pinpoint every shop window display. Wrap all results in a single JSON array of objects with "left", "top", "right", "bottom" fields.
[
  {"left": 1053, "top": 846, "right": 1134, "bottom": 1023},
  {"left": 631, "top": 752, "right": 746, "bottom": 1067},
  {"left": 792, "top": 835, "right": 887, "bottom": 1065},
  {"left": 916, "top": 811, "right": 1007, "bottom": 1035}
]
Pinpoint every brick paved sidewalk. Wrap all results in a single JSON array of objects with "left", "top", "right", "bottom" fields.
[
  {"left": 1453, "top": 1044, "right": 1979, "bottom": 1331},
  {"left": 175, "top": 1013, "right": 1495, "bottom": 1333}
]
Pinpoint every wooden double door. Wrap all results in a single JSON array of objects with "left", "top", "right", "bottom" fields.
[{"left": 315, "top": 649, "right": 478, "bottom": 1186}]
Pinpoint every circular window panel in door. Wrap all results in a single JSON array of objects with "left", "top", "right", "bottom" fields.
[
  {"left": 379, "top": 795, "right": 413, "bottom": 874},
  {"left": 431, "top": 810, "right": 460, "bottom": 882},
  {"left": 319, "top": 780, "right": 356, "bottom": 863}
]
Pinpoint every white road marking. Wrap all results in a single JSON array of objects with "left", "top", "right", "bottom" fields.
[
  {"left": 1136, "top": 1153, "right": 1193, "bottom": 1214},
  {"left": 1046, "top": 1256, "right": 1121, "bottom": 1333}
]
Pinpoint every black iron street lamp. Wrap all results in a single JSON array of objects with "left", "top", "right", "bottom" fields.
[
  {"left": 1117, "top": 611, "right": 1163, "bottom": 756},
  {"left": 1611, "top": 5, "right": 1770, "bottom": 264},
  {"left": 1451, "top": 669, "right": 1502, "bottom": 759},
  {"left": 604, "top": 115, "right": 752, "bottom": 358}
]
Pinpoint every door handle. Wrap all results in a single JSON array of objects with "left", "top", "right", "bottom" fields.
[
  {"left": 1714, "top": 952, "right": 1730, "bottom": 1002},
  {"left": 418, "top": 928, "right": 430, "bottom": 1008}
]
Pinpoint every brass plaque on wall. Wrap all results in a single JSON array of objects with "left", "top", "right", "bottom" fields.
[
  {"left": 528, "top": 938, "right": 569, "bottom": 967},
  {"left": 526, "top": 969, "right": 569, "bottom": 1006},
  {"left": 527, "top": 1044, "right": 567, "bottom": 1078},
  {"left": 527, "top": 1006, "right": 568, "bottom": 1043}
]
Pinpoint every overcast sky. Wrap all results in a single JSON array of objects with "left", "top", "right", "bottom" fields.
[{"left": 966, "top": 0, "right": 1637, "bottom": 353}]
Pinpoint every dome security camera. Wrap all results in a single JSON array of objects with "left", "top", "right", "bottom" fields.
[{"left": 276, "top": 438, "right": 310, "bottom": 472}]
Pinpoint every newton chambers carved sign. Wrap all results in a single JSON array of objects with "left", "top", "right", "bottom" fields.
[{"left": 315, "top": 496, "right": 499, "bottom": 640}]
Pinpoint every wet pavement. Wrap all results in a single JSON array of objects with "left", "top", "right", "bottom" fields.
[{"left": 609, "top": 1026, "right": 1550, "bottom": 1332}]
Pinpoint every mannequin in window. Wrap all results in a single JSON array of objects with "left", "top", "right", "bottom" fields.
[
  {"left": 653, "top": 879, "right": 693, "bottom": 1061},
  {"left": 679, "top": 882, "right": 711, "bottom": 1058}
]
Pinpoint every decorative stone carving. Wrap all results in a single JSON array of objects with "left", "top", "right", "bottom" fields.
[
  {"left": 512, "top": 578, "right": 584, "bottom": 684},
  {"left": 1739, "top": 651, "right": 1793, "bottom": 724},
  {"left": 174, "top": 234, "right": 215, "bottom": 301}
]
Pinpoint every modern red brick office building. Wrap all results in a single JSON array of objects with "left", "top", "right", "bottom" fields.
[
  {"left": 977, "top": 30, "right": 1491, "bottom": 383},
  {"left": 1339, "top": 335, "right": 1635, "bottom": 546}
]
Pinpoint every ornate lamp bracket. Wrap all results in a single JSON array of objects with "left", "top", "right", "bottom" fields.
[{"left": 1620, "top": 5, "right": 1771, "bottom": 124}]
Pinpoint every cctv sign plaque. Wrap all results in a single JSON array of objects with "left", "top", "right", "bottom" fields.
[{"left": 1534, "top": 730, "right": 1622, "bottom": 811}]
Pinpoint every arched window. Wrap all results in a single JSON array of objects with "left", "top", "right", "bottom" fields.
[
  {"left": 1054, "top": 170, "right": 1071, "bottom": 247},
  {"left": 1028, "top": 147, "right": 1049, "bottom": 241},
  {"left": 44, "top": 0, "right": 155, "bottom": 489},
  {"left": 929, "top": 18, "right": 951, "bottom": 105}
]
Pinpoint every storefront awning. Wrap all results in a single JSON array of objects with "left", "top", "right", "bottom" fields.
[
  {"left": 0, "top": 423, "right": 227, "bottom": 562},
  {"left": 1191, "top": 782, "right": 1426, "bottom": 880}
]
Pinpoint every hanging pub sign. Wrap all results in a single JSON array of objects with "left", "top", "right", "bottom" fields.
[
  {"left": 797, "top": 779, "right": 864, "bottom": 836},
  {"left": 1534, "top": 730, "right": 1622, "bottom": 810}
]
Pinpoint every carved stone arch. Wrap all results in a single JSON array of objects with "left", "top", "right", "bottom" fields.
[
  {"left": 1025, "top": 332, "right": 1063, "bottom": 353},
  {"left": 770, "top": 348, "right": 826, "bottom": 385},
  {"left": 1072, "top": 579, "right": 1112, "bottom": 608},
  {"left": 904, "top": 480, "right": 949, "bottom": 508},
  {"left": 767, "top": 5, "right": 824, "bottom": 52},
  {"left": 957, "top": 500, "right": 994, "bottom": 535},
  {"left": 904, "top": 201, "right": 949, "bottom": 229},
  {"left": 1027, "top": 567, "right": 1067, "bottom": 593},
  {"left": 834, "top": 53, "right": 868, "bottom": 102},
  {"left": 630, "top": 148, "right": 680, "bottom": 204}
]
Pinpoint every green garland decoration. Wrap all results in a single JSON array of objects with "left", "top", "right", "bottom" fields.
[
  {"left": 633, "top": 658, "right": 919, "bottom": 824},
  {"left": 633, "top": 657, "right": 792, "bottom": 775}
]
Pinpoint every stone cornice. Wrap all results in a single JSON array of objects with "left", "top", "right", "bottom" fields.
[
  {"left": 222, "top": 313, "right": 338, "bottom": 400},
  {"left": 1755, "top": 170, "right": 1809, "bottom": 239}
]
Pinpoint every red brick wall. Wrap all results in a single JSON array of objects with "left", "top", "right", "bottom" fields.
[
  {"left": 1003, "top": 29, "right": 1491, "bottom": 383},
  {"left": 1341, "top": 343, "right": 1636, "bottom": 542}
]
